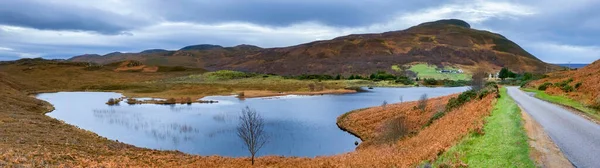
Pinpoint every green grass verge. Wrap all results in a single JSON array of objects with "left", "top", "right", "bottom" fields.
[
  {"left": 521, "top": 88, "right": 600, "bottom": 121},
  {"left": 408, "top": 63, "right": 471, "bottom": 80},
  {"left": 431, "top": 87, "right": 535, "bottom": 167}
]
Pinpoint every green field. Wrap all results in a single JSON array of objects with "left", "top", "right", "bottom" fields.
[
  {"left": 406, "top": 64, "right": 471, "bottom": 80},
  {"left": 522, "top": 88, "right": 600, "bottom": 121},
  {"left": 431, "top": 87, "right": 535, "bottom": 167}
]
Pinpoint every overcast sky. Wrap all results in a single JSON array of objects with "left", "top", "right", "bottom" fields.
[{"left": 0, "top": 0, "right": 598, "bottom": 63}]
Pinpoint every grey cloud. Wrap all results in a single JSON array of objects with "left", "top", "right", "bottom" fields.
[
  {"left": 137, "top": 0, "right": 443, "bottom": 27},
  {"left": 0, "top": 1, "right": 150, "bottom": 34}
]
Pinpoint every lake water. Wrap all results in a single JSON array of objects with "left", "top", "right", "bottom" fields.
[{"left": 37, "top": 87, "right": 468, "bottom": 157}]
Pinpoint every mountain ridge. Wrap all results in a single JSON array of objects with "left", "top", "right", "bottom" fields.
[{"left": 69, "top": 19, "right": 559, "bottom": 75}]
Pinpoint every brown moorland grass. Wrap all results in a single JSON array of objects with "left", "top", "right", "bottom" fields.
[
  {"left": 0, "top": 60, "right": 353, "bottom": 100},
  {"left": 1, "top": 59, "right": 497, "bottom": 167},
  {"left": 1, "top": 70, "right": 496, "bottom": 167},
  {"left": 337, "top": 95, "right": 453, "bottom": 147}
]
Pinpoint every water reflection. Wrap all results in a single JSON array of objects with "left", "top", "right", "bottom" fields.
[{"left": 39, "top": 87, "right": 468, "bottom": 157}]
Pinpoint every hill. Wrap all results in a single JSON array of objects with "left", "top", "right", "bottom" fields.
[
  {"left": 528, "top": 59, "right": 600, "bottom": 110},
  {"left": 69, "top": 19, "right": 559, "bottom": 76}
]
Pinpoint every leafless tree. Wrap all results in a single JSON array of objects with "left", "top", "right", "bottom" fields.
[
  {"left": 237, "top": 106, "right": 268, "bottom": 165},
  {"left": 381, "top": 116, "right": 408, "bottom": 143},
  {"left": 471, "top": 67, "right": 487, "bottom": 91},
  {"left": 418, "top": 94, "right": 428, "bottom": 112},
  {"left": 382, "top": 100, "right": 388, "bottom": 108}
]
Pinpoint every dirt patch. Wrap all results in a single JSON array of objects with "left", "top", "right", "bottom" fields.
[{"left": 520, "top": 106, "right": 573, "bottom": 168}]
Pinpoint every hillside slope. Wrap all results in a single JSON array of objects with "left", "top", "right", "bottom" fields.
[
  {"left": 528, "top": 59, "right": 600, "bottom": 109},
  {"left": 69, "top": 19, "right": 558, "bottom": 75}
]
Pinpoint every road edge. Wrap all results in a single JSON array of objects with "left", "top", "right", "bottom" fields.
[{"left": 519, "top": 104, "right": 573, "bottom": 168}]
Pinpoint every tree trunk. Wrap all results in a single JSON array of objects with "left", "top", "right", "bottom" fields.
[{"left": 251, "top": 154, "right": 255, "bottom": 165}]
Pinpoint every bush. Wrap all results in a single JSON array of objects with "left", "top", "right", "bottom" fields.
[
  {"left": 444, "top": 80, "right": 469, "bottom": 87},
  {"left": 574, "top": 82, "right": 582, "bottom": 89},
  {"left": 561, "top": 85, "right": 574, "bottom": 92},
  {"left": 590, "top": 96, "right": 600, "bottom": 110},
  {"left": 106, "top": 98, "right": 120, "bottom": 105},
  {"left": 165, "top": 98, "right": 177, "bottom": 104},
  {"left": 423, "top": 78, "right": 438, "bottom": 85},
  {"left": 538, "top": 82, "right": 552, "bottom": 91},
  {"left": 126, "top": 98, "right": 138, "bottom": 105}
]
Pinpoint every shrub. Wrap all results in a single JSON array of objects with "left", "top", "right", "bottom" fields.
[
  {"left": 423, "top": 78, "right": 438, "bottom": 85},
  {"left": 538, "top": 82, "right": 552, "bottom": 91},
  {"left": 126, "top": 98, "right": 138, "bottom": 105},
  {"left": 574, "top": 82, "right": 582, "bottom": 89},
  {"left": 184, "top": 97, "right": 193, "bottom": 105},
  {"left": 381, "top": 100, "right": 388, "bottom": 108},
  {"left": 561, "top": 85, "right": 574, "bottom": 93},
  {"left": 106, "top": 98, "right": 120, "bottom": 105},
  {"left": 445, "top": 89, "right": 477, "bottom": 112},
  {"left": 165, "top": 98, "right": 177, "bottom": 104},
  {"left": 590, "top": 96, "right": 600, "bottom": 110},
  {"left": 237, "top": 92, "right": 245, "bottom": 97}
]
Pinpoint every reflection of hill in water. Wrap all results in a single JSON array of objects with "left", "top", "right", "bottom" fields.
[{"left": 93, "top": 109, "right": 199, "bottom": 145}]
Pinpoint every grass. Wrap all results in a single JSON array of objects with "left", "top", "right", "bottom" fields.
[
  {"left": 408, "top": 63, "right": 471, "bottom": 80},
  {"left": 522, "top": 88, "right": 600, "bottom": 121},
  {"left": 432, "top": 87, "right": 535, "bottom": 167}
]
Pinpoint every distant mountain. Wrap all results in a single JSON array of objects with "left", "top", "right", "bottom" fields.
[
  {"left": 179, "top": 44, "right": 223, "bottom": 51},
  {"left": 69, "top": 19, "right": 560, "bottom": 75},
  {"left": 556, "top": 64, "right": 589, "bottom": 69},
  {"left": 140, "top": 49, "right": 171, "bottom": 54}
]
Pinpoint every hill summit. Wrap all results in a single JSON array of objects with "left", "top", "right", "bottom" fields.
[{"left": 69, "top": 19, "right": 558, "bottom": 75}]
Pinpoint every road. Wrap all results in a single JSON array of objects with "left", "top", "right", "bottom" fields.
[{"left": 506, "top": 87, "right": 600, "bottom": 168}]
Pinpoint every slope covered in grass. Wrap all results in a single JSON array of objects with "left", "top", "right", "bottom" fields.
[
  {"left": 522, "top": 88, "right": 599, "bottom": 121},
  {"left": 432, "top": 87, "right": 535, "bottom": 167},
  {"left": 408, "top": 63, "right": 471, "bottom": 80}
]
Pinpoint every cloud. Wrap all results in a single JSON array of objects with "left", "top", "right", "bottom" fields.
[
  {"left": 0, "top": 46, "right": 13, "bottom": 51},
  {"left": 528, "top": 42, "right": 600, "bottom": 63},
  {"left": 0, "top": 0, "right": 151, "bottom": 34},
  {"left": 397, "top": 1, "right": 536, "bottom": 26},
  {"left": 0, "top": 0, "right": 598, "bottom": 64}
]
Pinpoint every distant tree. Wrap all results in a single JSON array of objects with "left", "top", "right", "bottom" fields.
[
  {"left": 498, "top": 67, "right": 510, "bottom": 80},
  {"left": 418, "top": 94, "right": 428, "bottom": 112},
  {"left": 471, "top": 67, "right": 487, "bottom": 91},
  {"left": 370, "top": 73, "right": 377, "bottom": 80},
  {"left": 335, "top": 74, "right": 341, "bottom": 80},
  {"left": 237, "top": 106, "right": 268, "bottom": 165},
  {"left": 348, "top": 75, "right": 355, "bottom": 80}
]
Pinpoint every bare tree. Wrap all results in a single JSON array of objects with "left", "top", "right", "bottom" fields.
[
  {"left": 381, "top": 116, "right": 408, "bottom": 143},
  {"left": 418, "top": 94, "right": 428, "bottom": 112},
  {"left": 237, "top": 106, "right": 268, "bottom": 165},
  {"left": 471, "top": 67, "right": 487, "bottom": 91},
  {"left": 382, "top": 100, "right": 388, "bottom": 108}
]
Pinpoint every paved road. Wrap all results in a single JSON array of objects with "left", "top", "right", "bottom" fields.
[{"left": 506, "top": 87, "right": 600, "bottom": 168}]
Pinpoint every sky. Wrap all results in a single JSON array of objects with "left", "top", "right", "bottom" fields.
[{"left": 0, "top": 0, "right": 598, "bottom": 63}]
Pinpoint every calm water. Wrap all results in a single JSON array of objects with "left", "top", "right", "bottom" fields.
[{"left": 37, "top": 87, "right": 468, "bottom": 157}]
